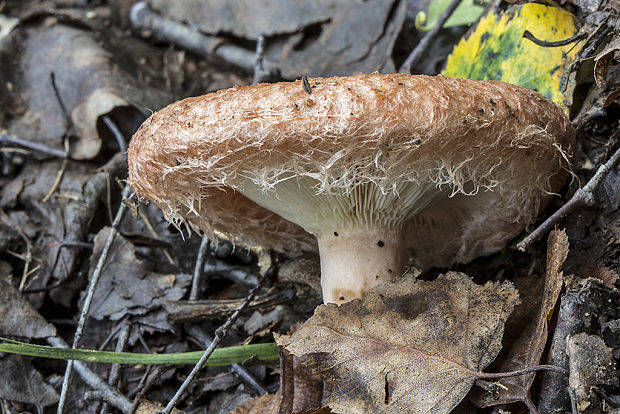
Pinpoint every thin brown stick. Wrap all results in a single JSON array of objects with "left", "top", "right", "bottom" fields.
[
  {"left": 43, "top": 138, "right": 70, "bottom": 202},
  {"left": 189, "top": 235, "right": 210, "bottom": 300},
  {"left": 252, "top": 35, "right": 268, "bottom": 85},
  {"left": 0, "top": 133, "right": 68, "bottom": 158},
  {"left": 1, "top": 210, "right": 33, "bottom": 292},
  {"left": 398, "top": 0, "right": 462, "bottom": 73},
  {"left": 138, "top": 208, "right": 176, "bottom": 266},
  {"left": 160, "top": 267, "right": 274, "bottom": 414},
  {"left": 475, "top": 364, "right": 569, "bottom": 380},
  {"left": 48, "top": 336, "right": 133, "bottom": 414},
  {"left": 101, "top": 320, "right": 131, "bottom": 414},
  {"left": 517, "top": 144, "right": 620, "bottom": 251},
  {"left": 56, "top": 186, "right": 134, "bottom": 414},
  {"left": 129, "top": 367, "right": 168, "bottom": 414}
]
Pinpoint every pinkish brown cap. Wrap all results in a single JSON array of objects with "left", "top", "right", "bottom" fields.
[{"left": 128, "top": 73, "right": 574, "bottom": 304}]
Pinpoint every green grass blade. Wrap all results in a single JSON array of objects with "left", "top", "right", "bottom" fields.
[{"left": 0, "top": 338, "right": 279, "bottom": 366}]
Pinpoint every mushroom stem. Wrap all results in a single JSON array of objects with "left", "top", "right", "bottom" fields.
[{"left": 317, "top": 227, "right": 404, "bottom": 304}]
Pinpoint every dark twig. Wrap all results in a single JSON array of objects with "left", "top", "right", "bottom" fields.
[
  {"left": 57, "top": 186, "right": 134, "bottom": 414},
  {"left": 186, "top": 324, "right": 267, "bottom": 395},
  {"left": 0, "top": 134, "right": 68, "bottom": 158},
  {"left": 517, "top": 144, "right": 620, "bottom": 251},
  {"left": 130, "top": 1, "right": 273, "bottom": 73},
  {"left": 167, "top": 287, "right": 295, "bottom": 323},
  {"left": 252, "top": 35, "right": 268, "bottom": 85},
  {"left": 101, "top": 320, "right": 132, "bottom": 414},
  {"left": 102, "top": 116, "right": 127, "bottom": 160},
  {"left": 398, "top": 0, "right": 462, "bottom": 73},
  {"left": 48, "top": 337, "right": 133, "bottom": 414},
  {"left": 523, "top": 30, "right": 585, "bottom": 48},
  {"left": 129, "top": 367, "right": 168, "bottom": 414},
  {"left": 567, "top": 387, "right": 579, "bottom": 414},
  {"left": 160, "top": 267, "right": 274, "bottom": 414},
  {"left": 0, "top": 210, "right": 33, "bottom": 291},
  {"left": 189, "top": 235, "right": 210, "bottom": 301},
  {"left": 50, "top": 72, "right": 73, "bottom": 133}
]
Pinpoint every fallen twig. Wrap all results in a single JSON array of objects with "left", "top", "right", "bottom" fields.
[
  {"left": 166, "top": 287, "right": 295, "bottom": 323},
  {"left": 160, "top": 267, "right": 274, "bottom": 414},
  {"left": 56, "top": 185, "right": 134, "bottom": 414},
  {"left": 517, "top": 144, "right": 620, "bottom": 251},
  {"left": 186, "top": 324, "right": 267, "bottom": 395},
  {"left": 0, "top": 133, "right": 68, "bottom": 158},
  {"left": 43, "top": 138, "right": 70, "bottom": 202},
  {"left": 48, "top": 336, "right": 134, "bottom": 414},
  {"left": 129, "top": 1, "right": 274, "bottom": 74},
  {"left": 102, "top": 116, "right": 128, "bottom": 160},
  {"left": 0, "top": 209, "right": 33, "bottom": 292},
  {"left": 137, "top": 208, "right": 177, "bottom": 266},
  {"left": 189, "top": 235, "right": 210, "bottom": 301},
  {"left": 523, "top": 30, "right": 585, "bottom": 48},
  {"left": 398, "top": 0, "right": 462, "bottom": 74},
  {"left": 129, "top": 366, "right": 168, "bottom": 414},
  {"left": 252, "top": 35, "right": 268, "bottom": 85},
  {"left": 203, "top": 255, "right": 260, "bottom": 286},
  {"left": 101, "top": 320, "right": 132, "bottom": 414}
]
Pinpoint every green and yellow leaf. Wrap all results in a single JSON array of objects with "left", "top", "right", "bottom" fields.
[{"left": 443, "top": 3, "right": 584, "bottom": 111}]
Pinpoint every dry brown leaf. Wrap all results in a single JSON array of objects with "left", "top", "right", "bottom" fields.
[
  {"left": 594, "top": 35, "right": 620, "bottom": 88},
  {"left": 279, "top": 272, "right": 519, "bottom": 414},
  {"left": 231, "top": 393, "right": 278, "bottom": 414},
  {"left": 0, "top": 276, "right": 56, "bottom": 338},
  {"left": 0, "top": 355, "right": 58, "bottom": 407},
  {"left": 88, "top": 227, "right": 191, "bottom": 329},
  {"left": 232, "top": 392, "right": 331, "bottom": 414},
  {"left": 0, "top": 22, "right": 170, "bottom": 159},
  {"left": 277, "top": 0, "right": 406, "bottom": 78},
  {"left": 580, "top": 267, "right": 619, "bottom": 289},
  {"left": 473, "top": 229, "right": 568, "bottom": 410},
  {"left": 0, "top": 155, "right": 126, "bottom": 308},
  {"left": 150, "top": 0, "right": 348, "bottom": 39}
]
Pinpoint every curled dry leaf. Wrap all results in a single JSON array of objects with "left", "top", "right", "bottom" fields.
[
  {"left": 278, "top": 272, "right": 519, "bottom": 414},
  {"left": 594, "top": 35, "right": 620, "bottom": 88},
  {"left": 0, "top": 22, "right": 170, "bottom": 159},
  {"left": 473, "top": 229, "right": 568, "bottom": 410}
]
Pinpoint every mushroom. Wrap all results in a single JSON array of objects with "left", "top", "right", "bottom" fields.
[{"left": 127, "top": 74, "right": 574, "bottom": 304}]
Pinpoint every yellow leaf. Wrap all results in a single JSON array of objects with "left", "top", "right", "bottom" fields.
[{"left": 443, "top": 3, "right": 584, "bottom": 111}]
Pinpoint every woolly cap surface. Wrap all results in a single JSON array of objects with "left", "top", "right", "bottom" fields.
[{"left": 128, "top": 73, "right": 574, "bottom": 268}]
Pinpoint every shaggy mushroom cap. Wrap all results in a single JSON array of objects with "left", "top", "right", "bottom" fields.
[{"left": 128, "top": 73, "right": 575, "bottom": 304}]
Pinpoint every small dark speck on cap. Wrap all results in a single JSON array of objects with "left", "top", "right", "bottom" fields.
[
  {"left": 334, "top": 232, "right": 339, "bottom": 236},
  {"left": 377, "top": 240, "right": 384, "bottom": 247},
  {"left": 339, "top": 296, "right": 345, "bottom": 301}
]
